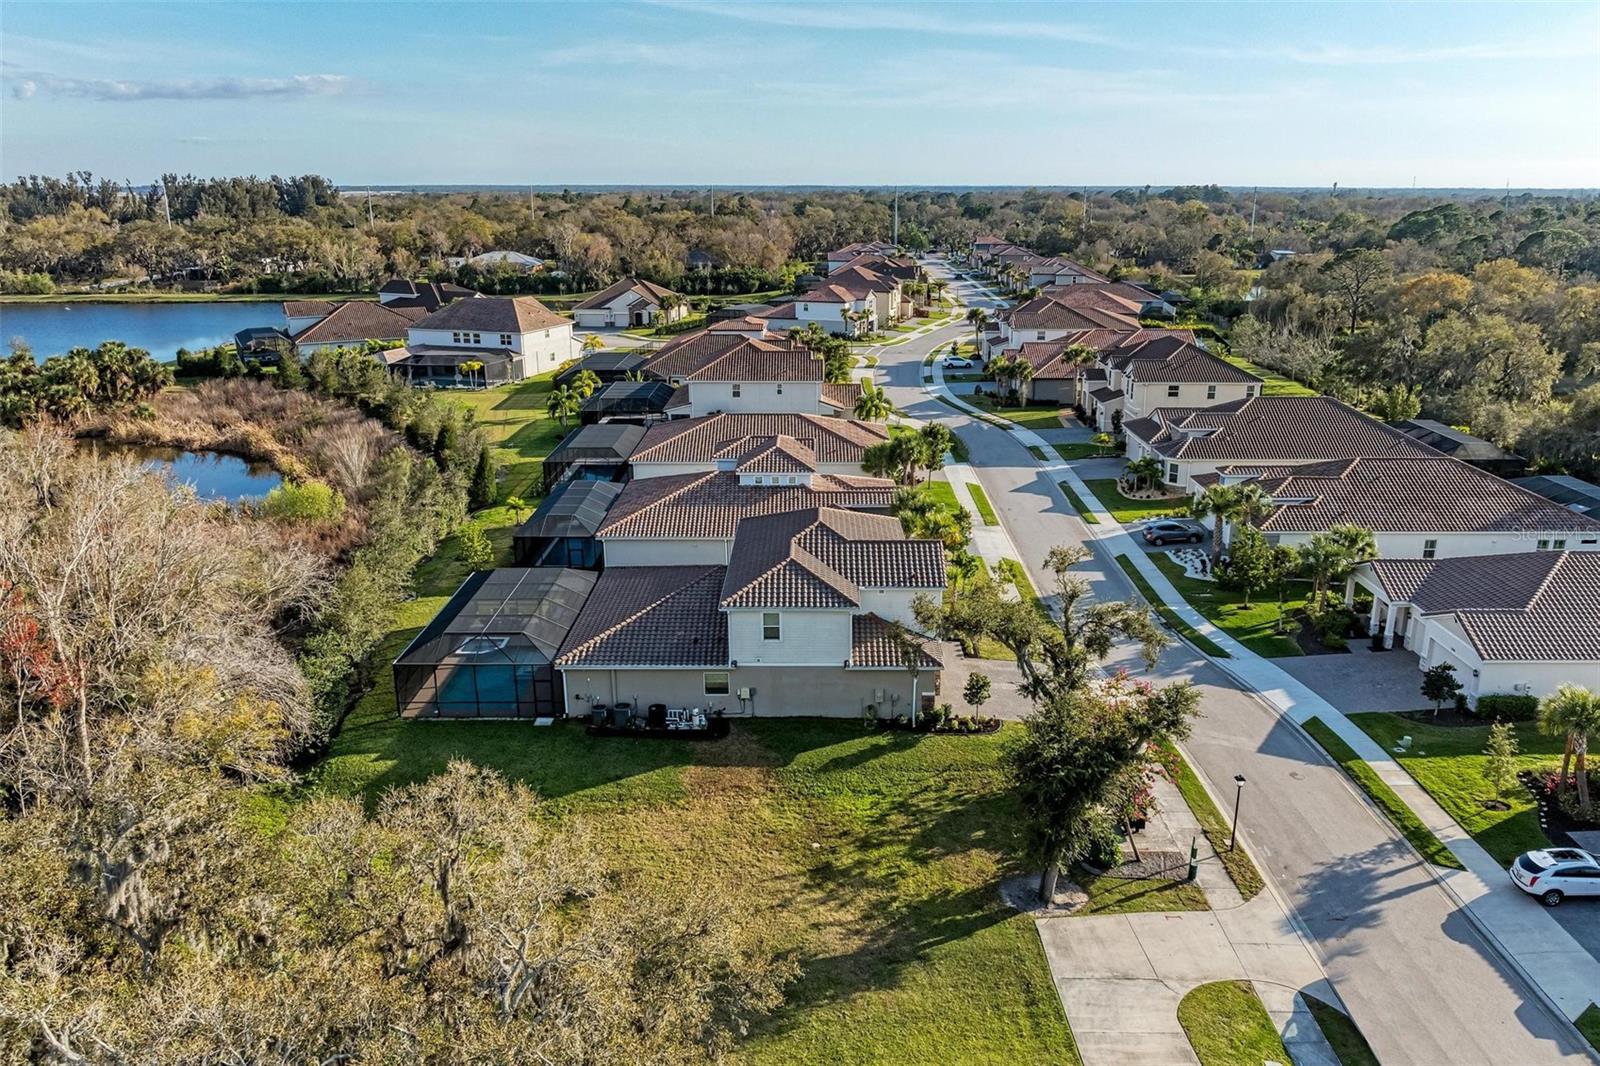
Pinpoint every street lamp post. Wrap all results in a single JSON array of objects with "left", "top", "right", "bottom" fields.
[{"left": 1229, "top": 774, "right": 1247, "bottom": 852}]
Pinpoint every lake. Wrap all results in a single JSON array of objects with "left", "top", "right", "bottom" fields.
[
  {"left": 0, "top": 301, "right": 283, "bottom": 362},
  {"left": 84, "top": 441, "right": 284, "bottom": 503}
]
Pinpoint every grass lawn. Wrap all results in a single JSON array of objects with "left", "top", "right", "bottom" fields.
[
  {"left": 440, "top": 371, "right": 567, "bottom": 510},
  {"left": 1304, "top": 996, "right": 1381, "bottom": 1066},
  {"left": 923, "top": 480, "right": 967, "bottom": 524},
  {"left": 1056, "top": 481, "right": 1100, "bottom": 525},
  {"left": 1302, "top": 718, "right": 1464, "bottom": 870},
  {"left": 1177, "top": 981, "right": 1291, "bottom": 1066},
  {"left": 1168, "top": 747, "right": 1263, "bottom": 900},
  {"left": 1080, "top": 479, "right": 1187, "bottom": 525},
  {"left": 1071, "top": 867, "right": 1208, "bottom": 915},
  {"left": 967, "top": 482, "right": 999, "bottom": 525},
  {"left": 975, "top": 403, "right": 1064, "bottom": 431},
  {"left": 998, "top": 557, "right": 1037, "bottom": 600},
  {"left": 1577, "top": 1004, "right": 1600, "bottom": 1055},
  {"left": 1218, "top": 353, "right": 1318, "bottom": 397},
  {"left": 1348, "top": 713, "right": 1564, "bottom": 865},
  {"left": 1050, "top": 442, "right": 1111, "bottom": 461},
  {"left": 1113, "top": 556, "right": 1231, "bottom": 660},
  {"left": 1149, "top": 554, "right": 1305, "bottom": 659},
  {"left": 309, "top": 716, "right": 1077, "bottom": 1064}
]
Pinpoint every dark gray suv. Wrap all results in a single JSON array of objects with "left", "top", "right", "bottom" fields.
[{"left": 1142, "top": 519, "right": 1206, "bottom": 546}]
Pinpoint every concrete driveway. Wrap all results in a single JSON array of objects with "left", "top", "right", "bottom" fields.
[{"left": 1275, "top": 645, "right": 1432, "bottom": 715}]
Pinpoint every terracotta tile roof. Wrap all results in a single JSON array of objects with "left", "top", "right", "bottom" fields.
[
  {"left": 596, "top": 470, "right": 895, "bottom": 540},
  {"left": 1005, "top": 296, "right": 1140, "bottom": 333},
  {"left": 555, "top": 566, "right": 728, "bottom": 667},
  {"left": 821, "top": 382, "right": 864, "bottom": 411},
  {"left": 817, "top": 266, "right": 898, "bottom": 297},
  {"left": 572, "top": 276, "right": 683, "bottom": 311},
  {"left": 292, "top": 301, "right": 424, "bottom": 345},
  {"left": 283, "top": 299, "right": 334, "bottom": 318},
  {"left": 733, "top": 436, "right": 820, "bottom": 474},
  {"left": 719, "top": 508, "right": 945, "bottom": 610},
  {"left": 831, "top": 253, "right": 920, "bottom": 279},
  {"left": 850, "top": 614, "right": 943, "bottom": 669},
  {"left": 828, "top": 241, "right": 897, "bottom": 259},
  {"left": 1237, "top": 457, "right": 1600, "bottom": 534},
  {"left": 707, "top": 315, "right": 769, "bottom": 332},
  {"left": 1364, "top": 553, "right": 1600, "bottom": 662},
  {"left": 413, "top": 295, "right": 568, "bottom": 334},
  {"left": 630, "top": 413, "right": 890, "bottom": 467},
  {"left": 1126, "top": 396, "right": 1441, "bottom": 463},
  {"left": 644, "top": 330, "right": 823, "bottom": 383},
  {"left": 1030, "top": 283, "right": 1153, "bottom": 316},
  {"left": 1114, "top": 339, "right": 1261, "bottom": 385},
  {"left": 797, "top": 282, "right": 868, "bottom": 304}
]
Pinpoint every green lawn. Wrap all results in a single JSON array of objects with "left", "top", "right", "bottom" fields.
[
  {"left": 1071, "top": 867, "right": 1208, "bottom": 915},
  {"left": 1218, "top": 353, "right": 1319, "bottom": 397},
  {"left": 1056, "top": 481, "right": 1100, "bottom": 525},
  {"left": 1304, "top": 996, "right": 1381, "bottom": 1066},
  {"left": 1149, "top": 554, "right": 1305, "bottom": 658},
  {"left": 1303, "top": 718, "right": 1464, "bottom": 869},
  {"left": 1577, "top": 1004, "right": 1600, "bottom": 1056},
  {"left": 1349, "top": 713, "right": 1565, "bottom": 865},
  {"left": 1080, "top": 479, "right": 1187, "bottom": 525},
  {"left": 309, "top": 716, "right": 1078, "bottom": 1064},
  {"left": 1177, "top": 981, "right": 1290, "bottom": 1066},
  {"left": 967, "top": 397, "right": 1064, "bottom": 431},
  {"left": 441, "top": 372, "right": 566, "bottom": 508},
  {"left": 1050, "top": 442, "right": 1110, "bottom": 461},
  {"left": 1168, "top": 747, "right": 1263, "bottom": 900},
  {"left": 998, "top": 557, "right": 1037, "bottom": 600},
  {"left": 1114, "top": 556, "right": 1232, "bottom": 660},
  {"left": 967, "top": 482, "right": 999, "bottom": 525}
]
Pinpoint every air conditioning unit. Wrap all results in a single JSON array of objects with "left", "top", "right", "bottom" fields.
[{"left": 1512, "top": 683, "right": 1530, "bottom": 694}]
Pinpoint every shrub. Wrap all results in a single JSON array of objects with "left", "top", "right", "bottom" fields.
[
  {"left": 262, "top": 479, "right": 345, "bottom": 524},
  {"left": 1476, "top": 693, "right": 1539, "bottom": 722},
  {"left": 0, "top": 270, "right": 55, "bottom": 294}
]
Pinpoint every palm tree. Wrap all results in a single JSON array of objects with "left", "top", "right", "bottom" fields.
[
  {"left": 571, "top": 368, "right": 602, "bottom": 399},
  {"left": 1123, "top": 454, "right": 1164, "bottom": 493},
  {"left": 546, "top": 384, "right": 580, "bottom": 427},
  {"left": 581, "top": 333, "right": 606, "bottom": 354},
  {"left": 1299, "top": 525, "right": 1375, "bottom": 610},
  {"left": 1298, "top": 534, "right": 1344, "bottom": 612},
  {"left": 1539, "top": 685, "right": 1600, "bottom": 818},
  {"left": 1233, "top": 483, "right": 1275, "bottom": 528},
  {"left": 853, "top": 382, "right": 895, "bottom": 422},
  {"left": 966, "top": 307, "right": 990, "bottom": 350},
  {"left": 1187, "top": 484, "right": 1241, "bottom": 568},
  {"left": 1011, "top": 358, "right": 1035, "bottom": 404},
  {"left": 459, "top": 358, "right": 485, "bottom": 390}
]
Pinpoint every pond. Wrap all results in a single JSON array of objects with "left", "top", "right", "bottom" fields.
[
  {"left": 0, "top": 301, "right": 282, "bottom": 362},
  {"left": 84, "top": 441, "right": 284, "bottom": 503}
]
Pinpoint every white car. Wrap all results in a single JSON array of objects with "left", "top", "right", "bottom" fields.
[
  {"left": 1509, "top": 847, "right": 1600, "bottom": 906},
  {"left": 943, "top": 357, "right": 975, "bottom": 369}
]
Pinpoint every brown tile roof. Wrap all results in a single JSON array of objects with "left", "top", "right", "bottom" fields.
[
  {"left": 283, "top": 299, "right": 334, "bottom": 318},
  {"left": 572, "top": 276, "right": 683, "bottom": 311},
  {"left": 630, "top": 414, "right": 889, "bottom": 467},
  {"left": 797, "top": 282, "right": 870, "bottom": 305},
  {"left": 596, "top": 470, "right": 895, "bottom": 540},
  {"left": 828, "top": 241, "right": 897, "bottom": 259},
  {"left": 707, "top": 315, "right": 769, "bottom": 332},
  {"left": 734, "top": 436, "right": 820, "bottom": 474},
  {"left": 719, "top": 508, "right": 945, "bottom": 610},
  {"left": 831, "top": 253, "right": 920, "bottom": 280},
  {"left": 1032, "top": 283, "right": 1153, "bottom": 315},
  {"left": 292, "top": 301, "right": 425, "bottom": 345},
  {"left": 1126, "top": 396, "right": 1441, "bottom": 464},
  {"left": 413, "top": 295, "right": 568, "bottom": 334},
  {"left": 850, "top": 614, "right": 943, "bottom": 669},
  {"left": 644, "top": 330, "right": 823, "bottom": 383},
  {"left": 1364, "top": 553, "right": 1600, "bottom": 662},
  {"left": 555, "top": 566, "right": 728, "bottom": 667},
  {"left": 817, "top": 266, "right": 898, "bottom": 297},
  {"left": 1028, "top": 258, "right": 1111, "bottom": 282},
  {"left": 1006, "top": 296, "right": 1140, "bottom": 333},
  {"left": 821, "top": 382, "right": 864, "bottom": 411},
  {"left": 1237, "top": 457, "right": 1600, "bottom": 535},
  {"left": 1114, "top": 338, "right": 1261, "bottom": 385}
]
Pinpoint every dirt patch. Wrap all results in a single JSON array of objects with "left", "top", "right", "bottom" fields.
[{"left": 999, "top": 872, "right": 1088, "bottom": 916}]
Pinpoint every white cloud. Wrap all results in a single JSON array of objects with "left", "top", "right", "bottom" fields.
[
  {"left": 640, "top": 0, "right": 1118, "bottom": 46},
  {"left": 6, "top": 72, "right": 355, "bottom": 102}
]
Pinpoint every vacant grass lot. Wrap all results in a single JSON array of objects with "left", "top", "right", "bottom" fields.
[
  {"left": 310, "top": 716, "right": 1077, "bottom": 1064},
  {"left": 1177, "top": 981, "right": 1291, "bottom": 1066},
  {"left": 1080, "top": 479, "right": 1187, "bottom": 525},
  {"left": 1349, "top": 713, "right": 1564, "bottom": 865},
  {"left": 1149, "top": 554, "right": 1305, "bottom": 659}
]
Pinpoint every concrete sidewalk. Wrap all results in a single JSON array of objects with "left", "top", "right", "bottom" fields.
[{"left": 923, "top": 375, "right": 1600, "bottom": 1032}]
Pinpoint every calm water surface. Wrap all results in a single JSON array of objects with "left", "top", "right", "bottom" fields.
[
  {"left": 0, "top": 302, "right": 281, "bottom": 362},
  {"left": 85, "top": 441, "right": 283, "bottom": 503}
]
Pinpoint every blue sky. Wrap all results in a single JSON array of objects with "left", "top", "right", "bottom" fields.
[{"left": 2, "top": 1, "right": 1597, "bottom": 188}]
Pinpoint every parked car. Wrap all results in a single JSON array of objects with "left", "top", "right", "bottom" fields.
[
  {"left": 1509, "top": 848, "right": 1600, "bottom": 906},
  {"left": 943, "top": 357, "right": 975, "bottom": 369},
  {"left": 1142, "top": 519, "right": 1206, "bottom": 546}
]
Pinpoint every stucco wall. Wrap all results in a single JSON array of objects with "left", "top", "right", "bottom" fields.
[
  {"left": 727, "top": 609, "right": 852, "bottom": 665},
  {"left": 598, "top": 537, "right": 730, "bottom": 566},
  {"left": 557, "top": 664, "right": 943, "bottom": 718}
]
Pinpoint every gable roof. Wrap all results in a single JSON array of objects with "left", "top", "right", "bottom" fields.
[
  {"left": 1113, "top": 338, "right": 1261, "bottom": 385},
  {"left": 1027, "top": 257, "right": 1111, "bottom": 282},
  {"left": 572, "top": 276, "right": 683, "bottom": 311},
  {"left": 1006, "top": 294, "right": 1140, "bottom": 332},
  {"left": 643, "top": 329, "right": 823, "bottom": 383},
  {"left": 1233, "top": 456, "right": 1600, "bottom": 535},
  {"left": 292, "top": 301, "right": 425, "bottom": 344},
  {"left": 554, "top": 566, "right": 728, "bottom": 668},
  {"left": 719, "top": 508, "right": 945, "bottom": 610},
  {"left": 596, "top": 470, "right": 895, "bottom": 540},
  {"left": 629, "top": 413, "right": 891, "bottom": 467},
  {"left": 413, "top": 295, "right": 568, "bottom": 334},
  {"left": 850, "top": 613, "right": 943, "bottom": 669},
  {"left": 1364, "top": 553, "right": 1600, "bottom": 662},
  {"left": 1124, "top": 396, "right": 1441, "bottom": 463},
  {"left": 377, "top": 279, "right": 479, "bottom": 311}
]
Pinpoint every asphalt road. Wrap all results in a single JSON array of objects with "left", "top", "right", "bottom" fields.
[{"left": 871, "top": 261, "right": 1593, "bottom": 1065}]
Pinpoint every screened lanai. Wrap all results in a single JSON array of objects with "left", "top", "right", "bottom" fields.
[
  {"left": 393, "top": 567, "right": 598, "bottom": 719},
  {"left": 512, "top": 479, "right": 620, "bottom": 567}
]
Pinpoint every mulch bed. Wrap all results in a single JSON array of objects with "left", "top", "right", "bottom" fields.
[
  {"left": 1518, "top": 769, "right": 1600, "bottom": 847},
  {"left": 1292, "top": 616, "right": 1350, "bottom": 656},
  {"left": 1088, "top": 850, "right": 1189, "bottom": 882}
]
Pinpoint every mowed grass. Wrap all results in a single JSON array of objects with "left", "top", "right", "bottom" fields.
[
  {"left": 967, "top": 481, "right": 999, "bottom": 525},
  {"left": 310, "top": 715, "right": 1078, "bottom": 1065},
  {"left": 1080, "top": 479, "right": 1188, "bottom": 525},
  {"left": 440, "top": 371, "right": 567, "bottom": 507},
  {"left": 1071, "top": 867, "right": 1207, "bottom": 915},
  {"left": 1177, "top": 981, "right": 1291, "bottom": 1066},
  {"left": 1304, "top": 995, "right": 1381, "bottom": 1066},
  {"left": 1167, "top": 747, "right": 1264, "bottom": 900},
  {"left": 1056, "top": 480, "right": 1100, "bottom": 524},
  {"left": 1349, "top": 713, "right": 1564, "bottom": 865},
  {"left": 1149, "top": 554, "right": 1305, "bottom": 659},
  {"left": 1113, "top": 556, "right": 1231, "bottom": 660},
  {"left": 1218, "top": 353, "right": 1318, "bottom": 396}
]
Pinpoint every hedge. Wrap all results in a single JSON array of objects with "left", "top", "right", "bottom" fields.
[{"left": 1475, "top": 693, "right": 1540, "bottom": 722}]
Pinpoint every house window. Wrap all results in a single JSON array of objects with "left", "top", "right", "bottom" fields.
[
  {"left": 787, "top": 476, "right": 797, "bottom": 484},
  {"left": 1206, "top": 384, "right": 1217, "bottom": 400},
  {"left": 1245, "top": 385, "right": 1257, "bottom": 397},
  {"left": 499, "top": 333, "right": 513, "bottom": 347},
  {"left": 732, "top": 383, "right": 741, "bottom": 398},
  {"left": 450, "top": 331, "right": 481, "bottom": 345},
  {"left": 1554, "top": 538, "right": 1567, "bottom": 550},
  {"left": 776, "top": 383, "right": 784, "bottom": 395},
  {"left": 762, "top": 612, "right": 781, "bottom": 640},
  {"left": 1167, "top": 463, "right": 1179, "bottom": 483},
  {"left": 1537, "top": 539, "right": 1550, "bottom": 550},
  {"left": 703, "top": 672, "right": 730, "bottom": 695},
  {"left": 1036, "top": 331, "right": 1046, "bottom": 340},
  {"left": 1422, "top": 539, "right": 1438, "bottom": 559},
  {"left": 1167, "top": 384, "right": 1181, "bottom": 397}
]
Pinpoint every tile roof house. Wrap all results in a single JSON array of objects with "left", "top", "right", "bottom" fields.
[
  {"left": 640, "top": 324, "right": 843, "bottom": 417},
  {"left": 830, "top": 252, "right": 922, "bottom": 283},
  {"left": 595, "top": 469, "right": 896, "bottom": 566},
  {"left": 628, "top": 412, "right": 891, "bottom": 479},
  {"left": 555, "top": 507, "right": 945, "bottom": 718},
  {"left": 1025, "top": 257, "right": 1113, "bottom": 288},
  {"left": 1081, "top": 334, "right": 1262, "bottom": 429},
  {"left": 1351, "top": 552, "right": 1600, "bottom": 708},
  {"left": 1123, "top": 395, "right": 1440, "bottom": 489},
  {"left": 824, "top": 240, "right": 898, "bottom": 273},
  {"left": 985, "top": 288, "right": 1144, "bottom": 354},
  {"left": 285, "top": 300, "right": 427, "bottom": 355},
  {"left": 389, "top": 296, "right": 575, "bottom": 386},
  {"left": 571, "top": 277, "right": 687, "bottom": 329},
  {"left": 377, "top": 278, "right": 479, "bottom": 312},
  {"left": 1213, "top": 456, "right": 1600, "bottom": 559}
]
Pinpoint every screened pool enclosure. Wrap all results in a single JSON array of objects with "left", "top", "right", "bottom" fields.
[{"left": 393, "top": 567, "right": 598, "bottom": 719}]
